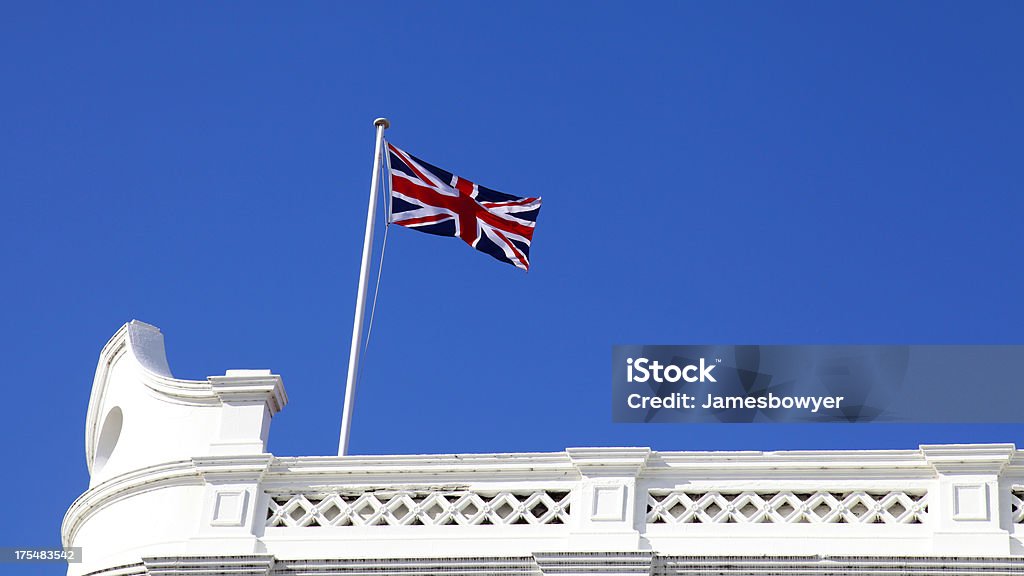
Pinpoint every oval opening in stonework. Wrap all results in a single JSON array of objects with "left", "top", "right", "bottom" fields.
[{"left": 94, "top": 406, "right": 123, "bottom": 473}]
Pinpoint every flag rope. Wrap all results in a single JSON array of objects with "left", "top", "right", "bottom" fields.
[{"left": 360, "top": 152, "right": 390, "bottom": 364}]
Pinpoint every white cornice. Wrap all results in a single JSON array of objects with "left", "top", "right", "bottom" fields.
[
  {"left": 921, "top": 443, "right": 1016, "bottom": 475},
  {"left": 62, "top": 459, "right": 201, "bottom": 548},
  {"left": 194, "top": 453, "right": 274, "bottom": 483},
  {"left": 143, "top": 555, "right": 275, "bottom": 576},
  {"left": 265, "top": 452, "right": 580, "bottom": 484},
  {"left": 80, "top": 554, "right": 1024, "bottom": 576},
  {"left": 645, "top": 448, "right": 934, "bottom": 480},
  {"left": 566, "top": 447, "right": 652, "bottom": 477},
  {"left": 208, "top": 371, "right": 287, "bottom": 414}
]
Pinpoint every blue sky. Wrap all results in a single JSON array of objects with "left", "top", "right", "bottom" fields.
[{"left": 1, "top": 2, "right": 1022, "bottom": 572}]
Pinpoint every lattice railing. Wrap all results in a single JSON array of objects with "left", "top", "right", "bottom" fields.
[
  {"left": 267, "top": 489, "right": 572, "bottom": 527},
  {"left": 647, "top": 489, "right": 928, "bottom": 525},
  {"left": 1011, "top": 489, "right": 1024, "bottom": 523}
]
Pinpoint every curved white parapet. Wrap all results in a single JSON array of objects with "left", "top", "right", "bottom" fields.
[
  {"left": 66, "top": 321, "right": 287, "bottom": 575},
  {"left": 83, "top": 321, "right": 287, "bottom": 486},
  {"left": 63, "top": 323, "right": 1024, "bottom": 575}
]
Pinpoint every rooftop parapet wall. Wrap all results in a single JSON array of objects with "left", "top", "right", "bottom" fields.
[
  {"left": 64, "top": 444, "right": 1024, "bottom": 575},
  {"left": 63, "top": 322, "right": 1024, "bottom": 576}
]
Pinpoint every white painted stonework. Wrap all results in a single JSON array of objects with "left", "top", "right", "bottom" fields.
[{"left": 64, "top": 321, "right": 1024, "bottom": 575}]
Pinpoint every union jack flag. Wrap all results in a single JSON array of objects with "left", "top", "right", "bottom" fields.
[{"left": 386, "top": 142, "right": 542, "bottom": 271}]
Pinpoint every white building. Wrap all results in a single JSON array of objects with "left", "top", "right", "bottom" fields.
[{"left": 64, "top": 321, "right": 1024, "bottom": 575}]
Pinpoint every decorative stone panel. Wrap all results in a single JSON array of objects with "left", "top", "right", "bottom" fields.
[
  {"left": 266, "top": 489, "right": 571, "bottom": 527},
  {"left": 647, "top": 489, "right": 928, "bottom": 525}
]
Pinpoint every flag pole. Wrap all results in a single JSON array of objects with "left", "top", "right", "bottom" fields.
[{"left": 339, "top": 117, "right": 389, "bottom": 456}]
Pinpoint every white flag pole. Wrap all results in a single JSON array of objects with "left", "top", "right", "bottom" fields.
[{"left": 339, "top": 117, "right": 389, "bottom": 456}]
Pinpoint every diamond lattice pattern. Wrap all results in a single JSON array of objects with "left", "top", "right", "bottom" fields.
[
  {"left": 267, "top": 489, "right": 572, "bottom": 527},
  {"left": 1011, "top": 490, "right": 1024, "bottom": 523},
  {"left": 647, "top": 490, "right": 928, "bottom": 525}
]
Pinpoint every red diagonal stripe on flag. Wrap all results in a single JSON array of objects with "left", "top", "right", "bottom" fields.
[{"left": 393, "top": 175, "right": 535, "bottom": 243}]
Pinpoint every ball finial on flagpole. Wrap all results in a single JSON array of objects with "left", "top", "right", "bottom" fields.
[{"left": 374, "top": 118, "right": 390, "bottom": 129}]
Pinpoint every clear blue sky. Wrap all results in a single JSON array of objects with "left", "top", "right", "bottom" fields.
[{"left": 1, "top": 2, "right": 1022, "bottom": 572}]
